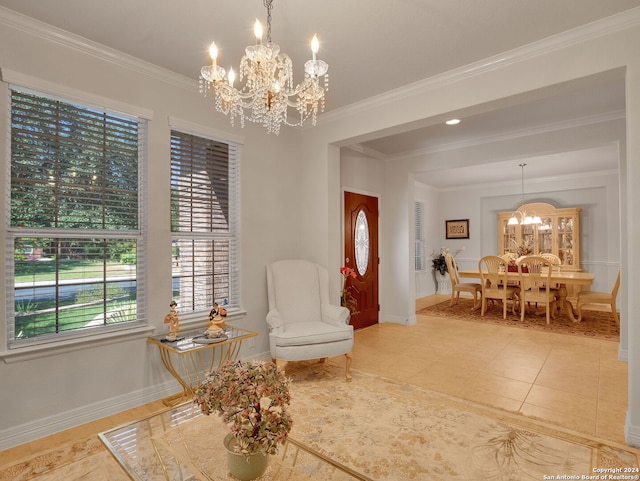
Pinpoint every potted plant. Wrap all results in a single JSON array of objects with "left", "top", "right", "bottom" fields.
[
  {"left": 431, "top": 250, "right": 448, "bottom": 275},
  {"left": 194, "top": 360, "right": 293, "bottom": 480},
  {"left": 431, "top": 247, "right": 465, "bottom": 294},
  {"left": 430, "top": 247, "right": 465, "bottom": 274}
]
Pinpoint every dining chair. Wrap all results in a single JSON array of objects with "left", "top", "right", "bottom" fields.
[
  {"left": 541, "top": 253, "right": 562, "bottom": 266},
  {"left": 540, "top": 252, "right": 562, "bottom": 309},
  {"left": 478, "top": 256, "right": 519, "bottom": 319},
  {"left": 445, "top": 253, "right": 482, "bottom": 309},
  {"left": 517, "top": 256, "right": 557, "bottom": 324},
  {"left": 576, "top": 270, "right": 620, "bottom": 324}
]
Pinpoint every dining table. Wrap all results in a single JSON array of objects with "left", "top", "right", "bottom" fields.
[{"left": 457, "top": 269, "right": 595, "bottom": 322}]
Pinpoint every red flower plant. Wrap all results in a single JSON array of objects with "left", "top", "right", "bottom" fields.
[
  {"left": 340, "top": 266, "right": 358, "bottom": 315},
  {"left": 340, "top": 266, "right": 357, "bottom": 280}
]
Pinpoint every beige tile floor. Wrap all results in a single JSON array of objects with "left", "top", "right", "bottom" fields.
[
  {"left": 347, "top": 294, "right": 628, "bottom": 445},
  {"left": 0, "top": 294, "right": 629, "bottom": 469}
]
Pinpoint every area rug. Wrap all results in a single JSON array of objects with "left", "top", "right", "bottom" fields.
[
  {"left": 417, "top": 299, "right": 619, "bottom": 341},
  {"left": 3, "top": 364, "right": 637, "bottom": 481},
  {"left": 0, "top": 437, "right": 129, "bottom": 481},
  {"left": 285, "top": 364, "right": 638, "bottom": 480}
]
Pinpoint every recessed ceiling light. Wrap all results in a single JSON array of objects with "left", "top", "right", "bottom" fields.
[{"left": 445, "top": 119, "right": 461, "bottom": 125}]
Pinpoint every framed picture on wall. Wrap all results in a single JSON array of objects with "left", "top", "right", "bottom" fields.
[{"left": 446, "top": 219, "right": 469, "bottom": 239}]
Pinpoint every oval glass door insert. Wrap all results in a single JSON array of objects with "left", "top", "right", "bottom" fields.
[{"left": 355, "top": 209, "right": 370, "bottom": 276}]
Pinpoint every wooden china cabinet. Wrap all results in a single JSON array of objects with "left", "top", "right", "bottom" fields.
[{"left": 497, "top": 202, "right": 581, "bottom": 271}]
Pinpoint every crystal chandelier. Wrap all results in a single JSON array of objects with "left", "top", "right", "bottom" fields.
[
  {"left": 508, "top": 163, "right": 542, "bottom": 225},
  {"left": 199, "top": 0, "right": 329, "bottom": 135}
]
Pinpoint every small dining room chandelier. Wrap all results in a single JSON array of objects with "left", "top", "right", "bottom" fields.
[
  {"left": 508, "top": 163, "right": 542, "bottom": 225},
  {"left": 198, "top": 0, "right": 329, "bottom": 135}
]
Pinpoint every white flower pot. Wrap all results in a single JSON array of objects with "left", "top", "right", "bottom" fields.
[{"left": 435, "top": 271, "right": 451, "bottom": 295}]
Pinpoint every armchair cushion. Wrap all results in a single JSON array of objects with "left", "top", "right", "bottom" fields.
[{"left": 274, "top": 321, "right": 353, "bottom": 347}]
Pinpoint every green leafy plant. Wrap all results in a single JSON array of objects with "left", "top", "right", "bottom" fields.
[
  {"left": 194, "top": 360, "right": 293, "bottom": 456},
  {"left": 430, "top": 247, "right": 465, "bottom": 274}
]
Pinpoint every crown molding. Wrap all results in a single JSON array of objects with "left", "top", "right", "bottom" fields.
[
  {"left": 0, "top": 6, "right": 196, "bottom": 92},
  {"left": 319, "top": 7, "right": 640, "bottom": 126}
]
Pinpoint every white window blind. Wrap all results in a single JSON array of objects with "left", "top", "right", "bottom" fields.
[
  {"left": 415, "top": 202, "right": 426, "bottom": 271},
  {"left": 7, "top": 88, "right": 147, "bottom": 347},
  {"left": 170, "top": 129, "right": 240, "bottom": 314}
]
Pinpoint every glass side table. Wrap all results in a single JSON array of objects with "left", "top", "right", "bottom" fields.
[
  {"left": 99, "top": 402, "right": 373, "bottom": 481},
  {"left": 147, "top": 326, "right": 258, "bottom": 406}
]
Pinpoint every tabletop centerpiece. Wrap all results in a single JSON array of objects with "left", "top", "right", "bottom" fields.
[{"left": 194, "top": 360, "right": 293, "bottom": 480}]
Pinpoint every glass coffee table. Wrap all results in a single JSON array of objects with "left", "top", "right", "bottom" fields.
[{"left": 99, "top": 402, "right": 372, "bottom": 481}]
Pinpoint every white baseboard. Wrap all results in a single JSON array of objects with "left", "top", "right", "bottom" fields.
[
  {"left": 619, "top": 346, "right": 628, "bottom": 362},
  {"left": 0, "top": 380, "right": 179, "bottom": 451},
  {"left": 625, "top": 412, "right": 640, "bottom": 448},
  {"left": 380, "top": 313, "right": 416, "bottom": 326}
]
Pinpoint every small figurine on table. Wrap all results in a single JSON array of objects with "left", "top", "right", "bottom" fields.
[
  {"left": 164, "top": 300, "right": 180, "bottom": 341},
  {"left": 207, "top": 302, "right": 227, "bottom": 335},
  {"left": 208, "top": 302, "right": 227, "bottom": 320},
  {"left": 208, "top": 303, "right": 220, "bottom": 321}
]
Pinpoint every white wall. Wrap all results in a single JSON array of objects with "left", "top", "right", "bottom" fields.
[{"left": 0, "top": 15, "right": 302, "bottom": 447}]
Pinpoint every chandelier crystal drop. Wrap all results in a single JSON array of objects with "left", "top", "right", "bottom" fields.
[
  {"left": 508, "top": 163, "right": 542, "bottom": 226},
  {"left": 199, "top": 0, "right": 329, "bottom": 135}
]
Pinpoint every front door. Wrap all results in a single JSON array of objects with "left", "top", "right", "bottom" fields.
[{"left": 344, "top": 191, "right": 379, "bottom": 330}]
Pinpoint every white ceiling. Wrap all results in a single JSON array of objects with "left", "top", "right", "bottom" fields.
[{"left": 1, "top": 0, "right": 637, "bottom": 187}]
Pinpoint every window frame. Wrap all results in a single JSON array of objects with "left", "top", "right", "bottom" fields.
[
  {"left": 4, "top": 81, "right": 150, "bottom": 351},
  {"left": 168, "top": 118, "right": 242, "bottom": 321}
]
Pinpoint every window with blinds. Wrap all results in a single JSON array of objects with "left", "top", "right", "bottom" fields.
[
  {"left": 415, "top": 202, "right": 426, "bottom": 271},
  {"left": 7, "top": 88, "right": 146, "bottom": 346},
  {"left": 170, "top": 129, "right": 240, "bottom": 314}
]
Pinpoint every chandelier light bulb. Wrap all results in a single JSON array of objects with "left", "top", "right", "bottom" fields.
[
  {"left": 311, "top": 34, "right": 319, "bottom": 61},
  {"left": 209, "top": 42, "right": 218, "bottom": 61},
  {"left": 228, "top": 67, "right": 236, "bottom": 86},
  {"left": 254, "top": 20, "right": 263, "bottom": 44},
  {"left": 201, "top": 43, "right": 226, "bottom": 83}
]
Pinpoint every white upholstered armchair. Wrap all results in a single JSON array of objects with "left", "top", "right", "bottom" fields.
[{"left": 266, "top": 260, "right": 354, "bottom": 381}]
